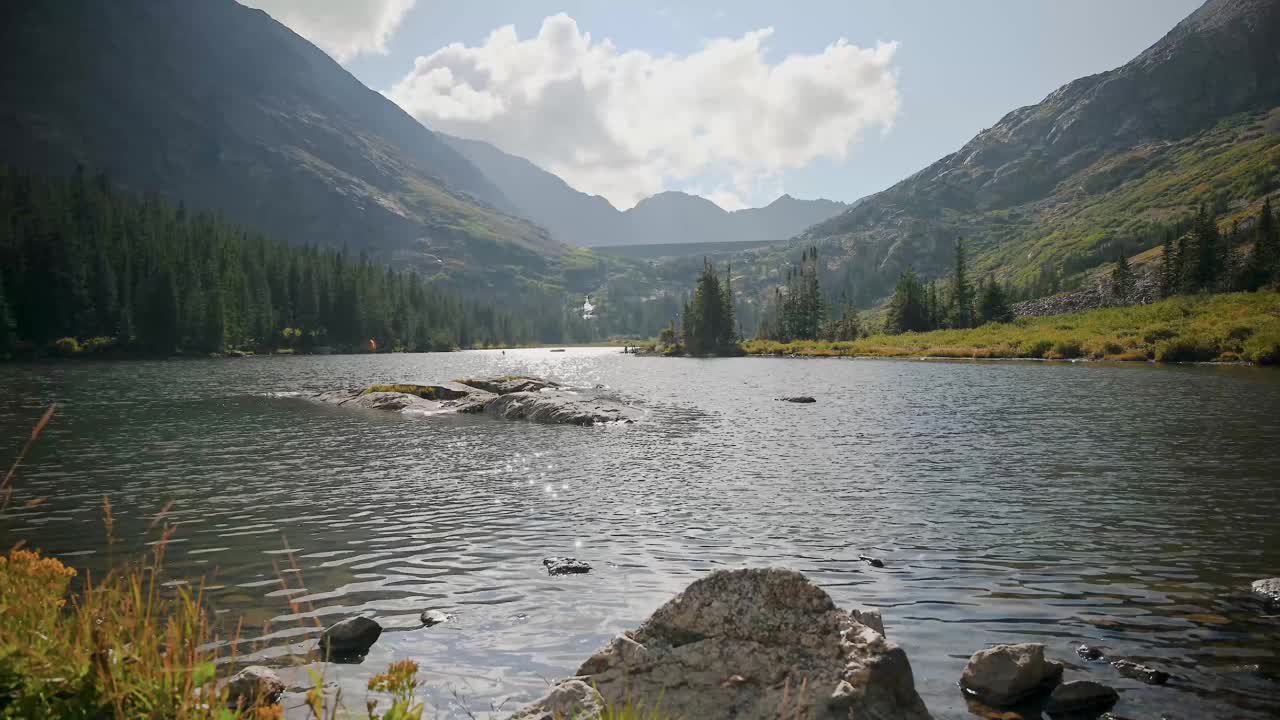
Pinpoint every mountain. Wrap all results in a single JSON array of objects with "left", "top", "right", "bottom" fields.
[
  {"left": 0, "top": 0, "right": 576, "bottom": 293},
  {"left": 441, "top": 134, "right": 848, "bottom": 247},
  {"left": 771, "top": 0, "right": 1280, "bottom": 304}
]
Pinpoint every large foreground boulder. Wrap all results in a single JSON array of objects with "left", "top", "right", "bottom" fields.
[
  {"left": 1253, "top": 577, "right": 1280, "bottom": 605},
  {"left": 511, "top": 568, "right": 932, "bottom": 720},
  {"left": 318, "top": 616, "right": 382, "bottom": 660},
  {"left": 959, "top": 643, "right": 1064, "bottom": 706}
]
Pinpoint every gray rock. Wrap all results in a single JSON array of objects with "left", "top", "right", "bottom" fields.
[
  {"left": 959, "top": 643, "right": 1064, "bottom": 706},
  {"left": 509, "top": 679, "right": 605, "bottom": 720},
  {"left": 859, "top": 554, "right": 886, "bottom": 568},
  {"left": 779, "top": 396, "right": 817, "bottom": 403},
  {"left": 1252, "top": 577, "right": 1280, "bottom": 604},
  {"left": 485, "top": 391, "right": 636, "bottom": 426},
  {"left": 455, "top": 376, "right": 560, "bottom": 395},
  {"left": 543, "top": 557, "right": 591, "bottom": 575},
  {"left": 226, "top": 665, "right": 284, "bottom": 707},
  {"left": 1111, "top": 659, "right": 1170, "bottom": 685},
  {"left": 420, "top": 609, "right": 452, "bottom": 627},
  {"left": 318, "top": 616, "right": 382, "bottom": 659},
  {"left": 513, "top": 568, "right": 931, "bottom": 720},
  {"left": 851, "top": 608, "right": 886, "bottom": 636},
  {"left": 1045, "top": 680, "right": 1119, "bottom": 715}
]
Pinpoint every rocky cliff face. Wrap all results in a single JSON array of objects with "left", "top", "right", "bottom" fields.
[
  {"left": 0, "top": 0, "right": 569, "bottom": 290},
  {"left": 791, "top": 0, "right": 1280, "bottom": 300}
]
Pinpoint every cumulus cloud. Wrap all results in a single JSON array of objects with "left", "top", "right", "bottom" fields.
[
  {"left": 241, "top": 0, "right": 416, "bottom": 63},
  {"left": 387, "top": 14, "right": 900, "bottom": 209}
]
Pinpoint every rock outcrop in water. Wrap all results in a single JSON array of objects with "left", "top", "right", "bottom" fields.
[
  {"left": 510, "top": 568, "right": 932, "bottom": 720},
  {"left": 959, "top": 643, "right": 1064, "bottom": 706},
  {"left": 309, "top": 376, "right": 637, "bottom": 426}
]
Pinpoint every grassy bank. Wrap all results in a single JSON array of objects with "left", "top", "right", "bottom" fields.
[{"left": 742, "top": 291, "right": 1280, "bottom": 364}]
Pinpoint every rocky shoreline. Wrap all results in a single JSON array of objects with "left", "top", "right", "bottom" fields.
[
  {"left": 306, "top": 376, "right": 639, "bottom": 426},
  {"left": 222, "top": 569, "right": 1280, "bottom": 718}
]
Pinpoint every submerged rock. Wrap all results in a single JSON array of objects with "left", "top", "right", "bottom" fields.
[
  {"left": 318, "top": 616, "right": 382, "bottom": 660},
  {"left": 485, "top": 391, "right": 636, "bottom": 426},
  {"left": 419, "top": 609, "right": 452, "bottom": 627},
  {"left": 859, "top": 554, "right": 886, "bottom": 568},
  {"left": 543, "top": 557, "right": 591, "bottom": 575},
  {"left": 779, "top": 396, "right": 817, "bottom": 403},
  {"left": 1076, "top": 644, "right": 1106, "bottom": 661},
  {"left": 1111, "top": 659, "right": 1170, "bottom": 685},
  {"left": 226, "top": 665, "right": 284, "bottom": 707},
  {"left": 960, "top": 643, "right": 1064, "bottom": 706},
  {"left": 512, "top": 567, "right": 931, "bottom": 720},
  {"left": 1045, "top": 680, "right": 1119, "bottom": 715},
  {"left": 1252, "top": 577, "right": 1280, "bottom": 604}
]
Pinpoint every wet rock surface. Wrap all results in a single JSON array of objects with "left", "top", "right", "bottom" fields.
[
  {"left": 1045, "top": 680, "right": 1119, "bottom": 715},
  {"left": 543, "top": 557, "right": 591, "bottom": 575},
  {"left": 419, "top": 609, "right": 452, "bottom": 627},
  {"left": 309, "top": 376, "right": 637, "bottom": 426},
  {"left": 779, "top": 396, "right": 817, "bottom": 403},
  {"left": 318, "top": 616, "right": 382, "bottom": 660},
  {"left": 509, "top": 679, "right": 605, "bottom": 720},
  {"left": 511, "top": 567, "right": 931, "bottom": 720},
  {"left": 1252, "top": 577, "right": 1280, "bottom": 604},
  {"left": 1111, "top": 659, "right": 1170, "bottom": 685},
  {"left": 960, "top": 643, "right": 1064, "bottom": 706},
  {"left": 484, "top": 391, "right": 636, "bottom": 425}
]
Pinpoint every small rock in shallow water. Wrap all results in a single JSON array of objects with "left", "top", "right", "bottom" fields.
[
  {"left": 1045, "top": 680, "right": 1119, "bottom": 715},
  {"left": 1076, "top": 644, "right": 1106, "bottom": 661},
  {"left": 318, "top": 616, "right": 382, "bottom": 659},
  {"left": 1252, "top": 577, "right": 1280, "bottom": 604},
  {"left": 509, "top": 679, "right": 604, "bottom": 720},
  {"left": 543, "top": 557, "right": 591, "bottom": 575},
  {"left": 420, "top": 609, "right": 451, "bottom": 627},
  {"left": 778, "top": 396, "right": 816, "bottom": 403},
  {"left": 226, "top": 665, "right": 284, "bottom": 707},
  {"left": 1110, "top": 659, "right": 1170, "bottom": 685},
  {"left": 858, "top": 554, "right": 885, "bottom": 568},
  {"left": 960, "top": 643, "right": 1064, "bottom": 706}
]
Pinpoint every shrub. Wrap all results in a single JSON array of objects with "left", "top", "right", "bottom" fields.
[
  {"left": 1020, "top": 338, "right": 1054, "bottom": 358},
  {"left": 1154, "top": 336, "right": 1220, "bottom": 362},
  {"left": 52, "top": 337, "right": 82, "bottom": 355},
  {"left": 82, "top": 336, "right": 117, "bottom": 354},
  {"left": 1243, "top": 330, "right": 1280, "bottom": 365},
  {"left": 1143, "top": 325, "right": 1180, "bottom": 344},
  {"left": 1052, "top": 340, "right": 1083, "bottom": 359}
]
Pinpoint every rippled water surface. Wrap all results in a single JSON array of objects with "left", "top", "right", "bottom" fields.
[{"left": 1, "top": 350, "right": 1279, "bottom": 719}]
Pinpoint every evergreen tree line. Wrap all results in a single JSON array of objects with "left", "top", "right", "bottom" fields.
[
  {"left": 885, "top": 237, "right": 1013, "bottom": 334},
  {"left": 0, "top": 167, "right": 540, "bottom": 356},
  {"left": 756, "top": 247, "right": 864, "bottom": 342},
  {"left": 1156, "top": 200, "right": 1278, "bottom": 298},
  {"left": 676, "top": 260, "right": 739, "bottom": 355}
]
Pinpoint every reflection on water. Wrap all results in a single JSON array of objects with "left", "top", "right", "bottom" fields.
[{"left": 1, "top": 350, "right": 1278, "bottom": 718}]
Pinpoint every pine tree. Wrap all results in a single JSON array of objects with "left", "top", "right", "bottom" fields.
[
  {"left": 949, "top": 237, "right": 975, "bottom": 329},
  {"left": 887, "top": 270, "right": 930, "bottom": 334},
  {"left": 138, "top": 267, "right": 180, "bottom": 354},
  {"left": 1191, "top": 204, "right": 1220, "bottom": 291},
  {"left": 977, "top": 277, "right": 1013, "bottom": 324},
  {"left": 1111, "top": 252, "right": 1135, "bottom": 302},
  {"left": 1245, "top": 198, "right": 1276, "bottom": 290},
  {"left": 1159, "top": 230, "right": 1177, "bottom": 297}
]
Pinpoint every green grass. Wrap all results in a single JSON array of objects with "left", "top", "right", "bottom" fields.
[{"left": 742, "top": 291, "right": 1280, "bottom": 364}]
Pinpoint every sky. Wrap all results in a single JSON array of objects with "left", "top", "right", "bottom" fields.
[{"left": 242, "top": 0, "right": 1204, "bottom": 211}]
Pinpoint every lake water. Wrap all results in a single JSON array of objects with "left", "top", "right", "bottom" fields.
[{"left": 1, "top": 349, "right": 1278, "bottom": 719}]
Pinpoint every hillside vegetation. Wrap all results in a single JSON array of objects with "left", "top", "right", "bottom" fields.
[{"left": 743, "top": 291, "right": 1280, "bottom": 364}]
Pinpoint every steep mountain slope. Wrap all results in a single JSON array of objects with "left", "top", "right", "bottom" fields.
[
  {"left": 777, "top": 0, "right": 1280, "bottom": 303},
  {"left": 0, "top": 0, "right": 574, "bottom": 292},
  {"left": 441, "top": 134, "right": 848, "bottom": 247}
]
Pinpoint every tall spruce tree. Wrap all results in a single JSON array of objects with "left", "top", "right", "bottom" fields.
[
  {"left": 0, "top": 273, "right": 14, "bottom": 355},
  {"left": 977, "top": 277, "right": 1013, "bottom": 324},
  {"left": 1111, "top": 252, "right": 1135, "bottom": 302},
  {"left": 1159, "top": 230, "right": 1177, "bottom": 298},
  {"left": 949, "top": 237, "right": 975, "bottom": 329},
  {"left": 1245, "top": 198, "right": 1276, "bottom": 290},
  {"left": 887, "top": 270, "right": 930, "bottom": 334}
]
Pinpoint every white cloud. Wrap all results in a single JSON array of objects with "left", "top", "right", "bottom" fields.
[
  {"left": 387, "top": 14, "right": 900, "bottom": 209},
  {"left": 241, "top": 0, "right": 416, "bottom": 63}
]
